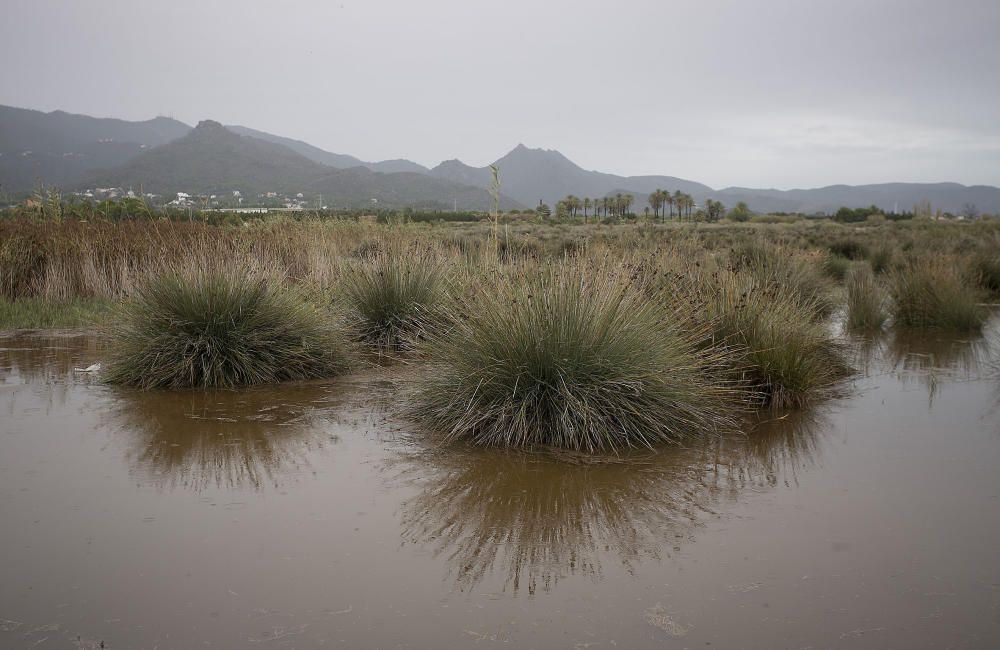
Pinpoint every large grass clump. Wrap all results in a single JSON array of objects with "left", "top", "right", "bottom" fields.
[
  {"left": 104, "top": 268, "right": 351, "bottom": 389},
  {"left": 409, "top": 262, "right": 738, "bottom": 451},
  {"left": 699, "top": 270, "right": 852, "bottom": 408},
  {"left": 845, "top": 265, "right": 888, "bottom": 332},
  {"left": 888, "top": 255, "right": 987, "bottom": 330},
  {"left": 343, "top": 251, "right": 445, "bottom": 352}
]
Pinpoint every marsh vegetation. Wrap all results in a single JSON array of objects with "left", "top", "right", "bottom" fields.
[{"left": 2, "top": 215, "right": 998, "bottom": 449}]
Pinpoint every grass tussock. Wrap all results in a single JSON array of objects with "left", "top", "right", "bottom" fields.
[
  {"left": 729, "top": 240, "right": 834, "bottom": 316},
  {"left": 827, "top": 238, "right": 868, "bottom": 261},
  {"left": 698, "top": 269, "right": 852, "bottom": 408},
  {"left": 409, "top": 262, "right": 739, "bottom": 451},
  {"left": 845, "top": 265, "right": 888, "bottom": 332},
  {"left": 822, "top": 254, "right": 851, "bottom": 281},
  {"left": 869, "top": 244, "right": 895, "bottom": 274},
  {"left": 343, "top": 249, "right": 446, "bottom": 353},
  {"left": 104, "top": 266, "right": 351, "bottom": 389},
  {"left": 968, "top": 253, "right": 1000, "bottom": 296},
  {"left": 888, "top": 255, "right": 987, "bottom": 330}
]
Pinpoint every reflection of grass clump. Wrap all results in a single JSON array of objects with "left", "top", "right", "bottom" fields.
[
  {"left": 105, "top": 268, "right": 351, "bottom": 389},
  {"left": 410, "top": 262, "right": 738, "bottom": 451}
]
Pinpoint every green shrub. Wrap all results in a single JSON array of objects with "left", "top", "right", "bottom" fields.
[
  {"left": 845, "top": 265, "right": 887, "bottom": 331},
  {"left": 888, "top": 255, "right": 987, "bottom": 330},
  {"left": 828, "top": 239, "right": 868, "bottom": 260},
  {"left": 409, "top": 262, "right": 738, "bottom": 451},
  {"left": 822, "top": 254, "right": 851, "bottom": 281},
  {"left": 343, "top": 252, "right": 446, "bottom": 352},
  {"left": 104, "top": 267, "right": 351, "bottom": 389}
]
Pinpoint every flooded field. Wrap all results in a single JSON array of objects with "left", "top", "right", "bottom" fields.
[{"left": 1, "top": 324, "right": 999, "bottom": 649}]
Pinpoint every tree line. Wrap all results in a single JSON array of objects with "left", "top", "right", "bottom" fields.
[{"left": 553, "top": 189, "right": 728, "bottom": 222}]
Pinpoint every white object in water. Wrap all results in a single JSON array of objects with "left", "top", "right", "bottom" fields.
[{"left": 73, "top": 363, "right": 102, "bottom": 373}]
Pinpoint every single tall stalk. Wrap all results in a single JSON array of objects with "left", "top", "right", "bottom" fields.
[{"left": 489, "top": 164, "right": 501, "bottom": 252}]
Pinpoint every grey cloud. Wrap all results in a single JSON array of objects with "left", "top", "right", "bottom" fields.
[{"left": 1, "top": 0, "right": 997, "bottom": 189}]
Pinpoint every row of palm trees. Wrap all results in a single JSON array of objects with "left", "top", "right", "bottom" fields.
[
  {"left": 647, "top": 189, "right": 699, "bottom": 221},
  {"left": 554, "top": 190, "right": 707, "bottom": 222},
  {"left": 556, "top": 194, "right": 636, "bottom": 221}
]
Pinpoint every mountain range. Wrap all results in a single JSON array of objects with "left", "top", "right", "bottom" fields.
[
  {"left": 2, "top": 104, "right": 998, "bottom": 214},
  {"left": 86, "top": 120, "right": 515, "bottom": 210}
]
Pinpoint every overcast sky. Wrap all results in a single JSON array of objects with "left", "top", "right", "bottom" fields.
[{"left": 2, "top": 0, "right": 998, "bottom": 189}]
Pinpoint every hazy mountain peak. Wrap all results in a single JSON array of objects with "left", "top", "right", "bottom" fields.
[
  {"left": 496, "top": 143, "right": 580, "bottom": 169},
  {"left": 195, "top": 119, "right": 225, "bottom": 130}
]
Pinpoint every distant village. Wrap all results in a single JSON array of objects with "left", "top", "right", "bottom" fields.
[{"left": 68, "top": 187, "right": 321, "bottom": 212}]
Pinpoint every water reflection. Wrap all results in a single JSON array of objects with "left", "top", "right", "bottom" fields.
[
  {"left": 0, "top": 332, "right": 102, "bottom": 385},
  {"left": 105, "top": 385, "right": 342, "bottom": 491},
  {"left": 398, "top": 408, "right": 829, "bottom": 595},
  {"left": 878, "top": 327, "right": 994, "bottom": 406},
  {"left": 886, "top": 328, "right": 989, "bottom": 377}
]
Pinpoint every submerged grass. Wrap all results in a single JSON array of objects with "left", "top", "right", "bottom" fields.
[
  {"left": 409, "top": 261, "right": 739, "bottom": 451},
  {"left": 888, "top": 255, "right": 987, "bottom": 330},
  {"left": 845, "top": 265, "right": 888, "bottom": 332},
  {"left": 104, "top": 266, "right": 352, "bottom": 389}
]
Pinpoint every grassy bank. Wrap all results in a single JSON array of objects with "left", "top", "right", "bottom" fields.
[{"left": 0, "top": 297, "right": 113, "bottom": 330}]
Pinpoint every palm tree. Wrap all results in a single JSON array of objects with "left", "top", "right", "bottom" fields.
[
  {"left": 664, "top": 191, "right": 674, "bottom": 220},
  {"left": 705, "top": 199, "right": 725, "bottom": 221},
  {"left": 583, "top": 197, "right": 591, "bottom": 222},
  {"left": 567, "top": 195, "right": 579, "bottom": 218},
  {"left": 648, "top": 190, "right": 663, "bottom": 221}
]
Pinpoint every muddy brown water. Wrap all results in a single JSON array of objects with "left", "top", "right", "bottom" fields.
[{"left": 1, "top": 325, "right": 999, "bottom": 649}]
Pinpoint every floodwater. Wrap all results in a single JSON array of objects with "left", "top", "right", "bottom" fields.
[{"left": 1, "top": 324, "right": 999, "bottom": 649}]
